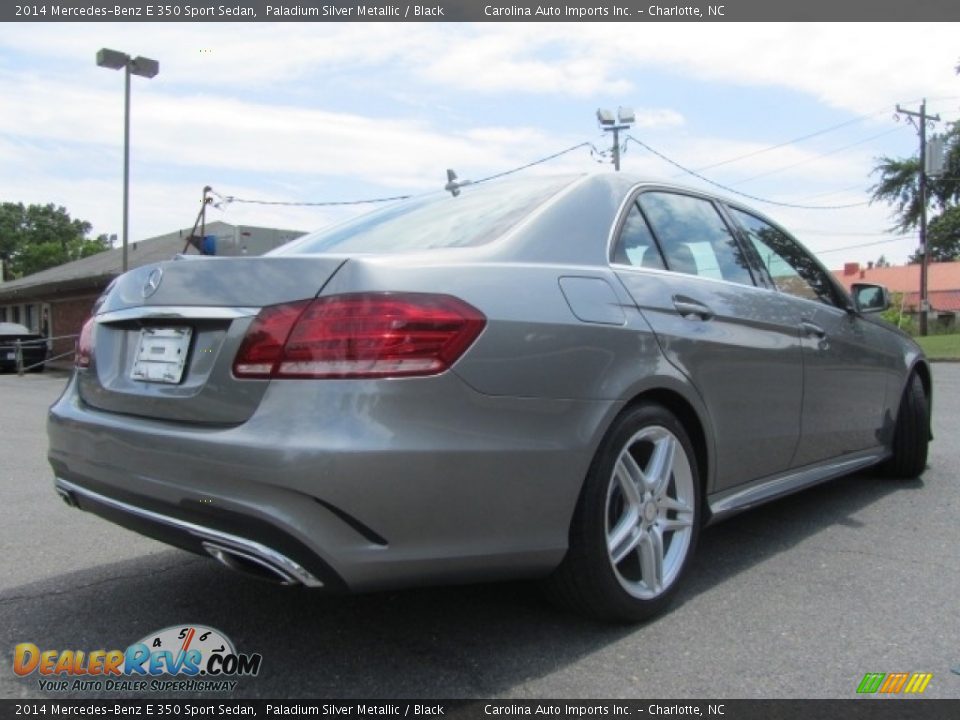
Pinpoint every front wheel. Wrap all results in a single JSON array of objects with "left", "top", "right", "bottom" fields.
[
  {"left": 882, "top": 373, "right": 930, "bottom": 479},
  {"left": 545, "top": 403, "right": 701, "bottom": 622}
]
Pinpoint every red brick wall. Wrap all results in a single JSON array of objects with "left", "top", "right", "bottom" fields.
[{"left": 49, "top": 295, "right": 98, "bottom": 364}]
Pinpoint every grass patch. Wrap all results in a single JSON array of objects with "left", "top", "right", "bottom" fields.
[{"left": 915, "top": 333, "right": 960, "bottom": 360}]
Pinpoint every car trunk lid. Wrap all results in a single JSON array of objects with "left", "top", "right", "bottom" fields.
[{"left": 77, "top": 255, "right": 347, "bottom": 424}]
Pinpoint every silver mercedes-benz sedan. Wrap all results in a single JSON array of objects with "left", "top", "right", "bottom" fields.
[{"left": 48, "top": 173, "right": 931, "bottom": 621}]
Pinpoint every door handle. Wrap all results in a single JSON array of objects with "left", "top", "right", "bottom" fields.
[
  {"left": 801, "top": 320, "right": 826, "bottom": 339},
  {"left": 672, "top": 296, "right": 714, "bottom": 321}
]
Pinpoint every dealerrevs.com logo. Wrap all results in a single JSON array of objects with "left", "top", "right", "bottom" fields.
[{"left": 13, "top": 625, "right": 262, "bottom": 693}]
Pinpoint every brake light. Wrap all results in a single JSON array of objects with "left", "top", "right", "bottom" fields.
[
  {"left": 75, "top": 317, "right": 95, "bottom": 368},
  {"left": 233, "top": 293, "right": 485, "bottom": 379}
]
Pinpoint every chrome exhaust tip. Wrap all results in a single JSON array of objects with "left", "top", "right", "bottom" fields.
[
  {"left": 55, "top": 486, "right": 79, "bottom": 508},
  {"left": 201, "top": 541, "right": 302, "bottom": 586}
]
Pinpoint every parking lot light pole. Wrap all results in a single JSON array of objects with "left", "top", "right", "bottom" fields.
[
  {"left": 596, "top": 107, "right": 635, "bottom": 171},
  {"left": 96, "top": 48, "right": 159, "bottom": 273}
]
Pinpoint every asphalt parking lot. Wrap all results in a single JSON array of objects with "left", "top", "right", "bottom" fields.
[{"left": 1, "top": 367, "right": 958, "bottom": 700}]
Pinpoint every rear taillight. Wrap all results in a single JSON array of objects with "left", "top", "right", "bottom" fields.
[
  {"left": 75, "top": 317, "right": 95, "bottom": 369},
  {"left": 233, "top": 293, "right": 485, "bottom": 379}
]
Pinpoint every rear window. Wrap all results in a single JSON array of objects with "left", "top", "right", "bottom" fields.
[{"left": 272, "top": 175, "right": 579, "bottom": 255}]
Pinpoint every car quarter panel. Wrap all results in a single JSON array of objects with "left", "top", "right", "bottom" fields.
[{"left": 319, "top": 259, "right": 677, "bottom": 402}]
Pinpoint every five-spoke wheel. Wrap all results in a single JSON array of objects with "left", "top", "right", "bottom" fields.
[
  {"left": 545, "top": 403, "right": 701, "bottom": 622},
  {"left": 605, "top": 425, "right": 696, "bottom": 600}
]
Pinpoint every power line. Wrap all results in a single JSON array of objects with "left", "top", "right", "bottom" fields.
[
  {"left": 688, "top": 105, "right": 895, "bottom": 174},
  {"left": 729, "top": 127, "right": 905, "bottom": 186},
  {"left": 794, "top": 229, "right": 913, "bottom": 237},
  {"left": 471, "top": 142, "right": 597, "bottom": 184},
  {"left": 210, "top": 189, "right": 414, "bottom": 207},
  {"left": 626, "top": 135, "right": 870, "bottom": 210},
  {"left": 816, "top": 236, "right": 916, "bottom": 254},
  {"left": 785, "top": 183, "right": 867, "bottom": 202},
  {"left": 210, "top": 142, "right": 599, "bottom": 208}
]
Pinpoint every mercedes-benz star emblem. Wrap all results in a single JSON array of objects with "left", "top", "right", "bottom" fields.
[{"left": 142, "top": 268, "right": 164, "bottom": 298}]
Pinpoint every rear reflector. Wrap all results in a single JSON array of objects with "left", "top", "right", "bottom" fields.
[{"left": 233, "top": 293, "right": 485, "bottom": 379}]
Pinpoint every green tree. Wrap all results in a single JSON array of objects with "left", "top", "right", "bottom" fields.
[
  {"left": 869, "top": 98, "right": 960, "bottom": 263},
  {"left": 0, "top": 202, "right": 110, "bottom": 279},
  {"left": 922, "top": 204, "right": 960, "bottom": 261}
]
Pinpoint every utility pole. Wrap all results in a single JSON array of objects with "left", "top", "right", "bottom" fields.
[{"left": 896, "top": 99, "right": 940, "bottom": 336}]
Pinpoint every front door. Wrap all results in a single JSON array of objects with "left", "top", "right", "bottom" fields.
[{"left": 727, "top": 207, "right": 895, "bottom": 466}]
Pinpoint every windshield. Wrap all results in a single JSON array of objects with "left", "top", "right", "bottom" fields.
[{"left": 272, "top": 175, "right": 580, "bottom": 255}]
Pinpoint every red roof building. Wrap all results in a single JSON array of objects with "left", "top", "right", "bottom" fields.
[{"left": 833, "top": 262, "right": 960, "bottom": 313}]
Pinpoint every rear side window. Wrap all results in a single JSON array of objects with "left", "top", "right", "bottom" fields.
[
  {"left": 274, "top": 176, "right": 578, "bottom": 255},
  {"left": 612, "top": 203, "right": 665, "bottom": 269},
  {"left": 730, "top": 208, "right": 838, "bottom": 307},
  {"left": 637, "top": 192, "right": 754, "bottom": 286}
]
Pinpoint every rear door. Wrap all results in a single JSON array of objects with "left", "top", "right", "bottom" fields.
[{"left": 612, "top": 190, "right": 805, "bottom": 492}]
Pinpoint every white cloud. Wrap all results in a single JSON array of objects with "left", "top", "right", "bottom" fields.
[
  {"left": 0, "top": 69, "right": 577, "bottom": 191},
  {"left": 2, "top": 21, "right": 955, "bottom": 269},
  {"left": 3, "top": 22, "right": 958, "bottom": 111}
]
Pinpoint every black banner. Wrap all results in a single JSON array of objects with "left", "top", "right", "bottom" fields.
[
  {"left": 3, "top": 0, "right": 960, "bottom": 23},
  {"left": 2, "top": 700, "right": 960, "bottom": 720}
]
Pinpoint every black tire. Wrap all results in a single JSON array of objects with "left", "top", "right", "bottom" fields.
[
  {"left": 544, "top": 403, "right": 701, "bottom": 623},
  {"left": 882, "top": 373, "right": 930, "bottom": 479}
]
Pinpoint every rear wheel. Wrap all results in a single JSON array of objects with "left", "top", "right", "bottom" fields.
[
  {"left": 545, "top": 403, "right": 701, "bottom": 622},
  {"left": 882, "top": 373, "right": 929, "bottom": 479}
]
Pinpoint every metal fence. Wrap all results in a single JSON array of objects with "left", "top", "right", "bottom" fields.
[{"left": 0, "top": 334, "right": 78, "bottom": 376}]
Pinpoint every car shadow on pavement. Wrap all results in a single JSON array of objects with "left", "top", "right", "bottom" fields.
[
  {"left": 682, "top": 470, "right": 925, "bottom": 600},
  {"left": 1, "top": 470, "right": 922, "bottom": 699}
]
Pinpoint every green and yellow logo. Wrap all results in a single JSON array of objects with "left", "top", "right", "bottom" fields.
[{"left": 857, "top": 672, "right": 933, "bottom": 694}]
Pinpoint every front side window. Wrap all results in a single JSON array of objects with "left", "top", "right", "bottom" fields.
[
  {"left": 730, "top": 208, "right": 837, "bottom": 307},
  {"left": 637, "top": 192, "right": 754, "bottom": 286}
]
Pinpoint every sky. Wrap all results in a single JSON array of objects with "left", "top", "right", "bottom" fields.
[{"left": 1, "top": 21, "right": 959, "bottom": 268}]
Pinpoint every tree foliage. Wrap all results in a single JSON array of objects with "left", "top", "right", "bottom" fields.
[
  {"left": 919, "top": 204, "right": 960, "bottom": 262},
  {"left": 0, "top": 202, "right": 110, "bottom": 279},
  {"left": 869, "top": 117, "right": 960, "bottom": 261}
]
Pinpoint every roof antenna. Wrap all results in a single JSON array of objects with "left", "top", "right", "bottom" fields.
[{"left": 444, "top": 169, "right": 471, "bottom": 197}]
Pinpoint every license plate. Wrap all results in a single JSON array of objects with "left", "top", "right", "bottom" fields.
[{"left": 131, "top": 326, "right": 192, "bottom": 384}]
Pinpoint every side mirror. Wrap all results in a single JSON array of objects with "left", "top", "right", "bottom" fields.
[{"left": 851, "top": 283, "right": 890, "bottom": 314}]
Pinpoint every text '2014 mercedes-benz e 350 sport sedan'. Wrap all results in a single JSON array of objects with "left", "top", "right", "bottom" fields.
[{"left": 48, "top": 173, "right": 932, "bottom": 621}]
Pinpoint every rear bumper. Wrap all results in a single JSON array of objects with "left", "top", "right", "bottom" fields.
[
  {"left": 54, "top": 477, "right": 336, "bottom": 588},
  {"left": 48, "top": 372, "right": 619, "bottom": 591}
]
